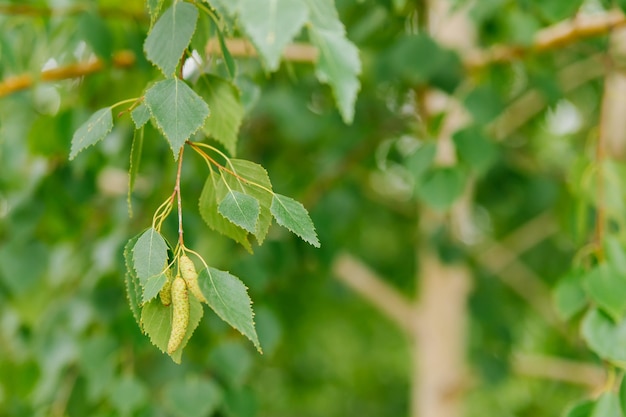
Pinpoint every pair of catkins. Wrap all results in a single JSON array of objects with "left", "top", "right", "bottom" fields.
[{"left": 160, "top": 255, "right": 206, "bottom": 354}]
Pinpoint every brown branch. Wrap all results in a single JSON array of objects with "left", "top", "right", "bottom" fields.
[
  {"left": 464, "top": 9, "right": 626, "bottom": 69},
  {"left": 513, "top": 353, "right": 605, "bottom": 389},
  {"left": 0, "top": 4, "right": 147, "bottom": 20},
  {"left": 0, "top": 50, "right": 136, "bottom": 98},
  {"left": 332, "top": 252, "right": 415, "bottom": 334},
  {"left": 206, "top": 38, "right": 318, "bottom": 63}
]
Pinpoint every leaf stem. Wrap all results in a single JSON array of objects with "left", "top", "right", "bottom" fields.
[{"left": 188, "top": 141, "right": 274, "bottom": 194}]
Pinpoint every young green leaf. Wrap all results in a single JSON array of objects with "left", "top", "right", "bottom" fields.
[
  {"left": 163, "top": 377, "right": 223, "bottom": 417},
  {"left": 565, "top": 400, "right": 594, "bottom": 417},
  {"left": 218, "top": 190, "right": 261, "bottom": 234},
  {"left": 124, "top": 235, "right": 143, "bottom": 327},
  {"left": 225, "top": 159, "right": 274, "bottom": 244},
  {"left": 197, "top": 267, "right": 261, "bottom": 352},
  {"left": 141, "top": 294, "right": 203, "bottom": 364},
  {"left": 197, "top": 75, "right": 244, "bottom": 155},
  {"left": 144, "top": 2, "right": 198, "bottom": 77},
  {"left": 452, "top": 125, "right": 498, "bottom": 174},
  {"left": 553, "top": 269, "right": 588, "bottom": 321},
  {"left": 69, "top": 107, "right": 113, "bottom": 160},
  {"left": 305, "top": 0, "right": 361, "bottom": 123},
  {"left": 199, "top": 170, "right": 253, "bottom": 252},
  {"left": 131, "top": 103, "right": 150, "bottom": 129},
  {"left": 270, "top": 194, "right": 320, "bottom": 247},
  {"left": 239, "top": 0, "right": 308, "bottom": 71},
  {"left": 144, "top": 78, "right": 209, "bottom": 159},
  {"left": 142, "top": 271, "right": 168, "bottom": 303},
  {"left": 132, "top": 228, "right": 169, "bottom": 285}
]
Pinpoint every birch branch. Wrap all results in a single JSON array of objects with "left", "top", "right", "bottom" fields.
[
  {"left": 332, "top": 253, "right": 415, "bottom": 334},
  {"left": 513, "top": 353, "right": 605, "bottom": 389},
  {"left": 0, "top": 50, "right": 136, "bottom": 98},
  {"left": 465, "top": 9, "right": 626, "bottom": 69}
]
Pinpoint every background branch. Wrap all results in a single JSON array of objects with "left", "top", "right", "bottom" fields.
[
  {"left": 465, "top": 9, "right": 626, "bottom": 69},
  {"left": 0, "top": 50, "right": 136, "bottom": 98},
  {"left": 513, "top": 353, "right": 605, "bottom": 389},
  {"left": 332, "top": 253, "right": 415, "bottom": 334}
]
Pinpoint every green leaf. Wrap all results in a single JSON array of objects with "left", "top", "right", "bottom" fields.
[
  {"left": 584, "top": 263, "right": 626, "bottom": 321},
  {"left": 199, "top": 160, "right": 274, "bottom": 248},
  {"left": 69, "top": 107, "right": 113, "bottom": 160},
  {"left": 109, "top": 375, "right": 148, "bottom": 417},
  {"left": 452, "top": 125, "right": 498, "bottom": 173},
  {"left": 164, "top": 377, "right": 223, "bottom": 417},
  {"left": 270, "top": 194, "right": 320, "bottom": 247},
  {"left": 80, "top": 335, "right": 117, "bottom": 401},
  {"left": 219, "top": 190, "right": 261, "bottom": 234},
  {"left": 124, "top": 235, "right": 143, "bottom": 327},
  {"left": 605, "top": 236, "right": 626, "bottom": 276},
  {"left": 144, "top": 2, "right": 198, "bottom": 77},
  {"left": 415, "top": 166, "right": 466, "bottom": 211},
  {"left": 227, "top": 160, "right": 274, "bottom": 244},
  {"left": 405, "top": 142, "right": 436, "bottom": 180},
  {"left": 144, "top": 78, "right": 210, "bottom": 159},
  {"left": 197, "top": 75, "right": 244, "bottom": 155},
  {"left": 215, "top": 25, "right": 237, "bottom": 78},
  {"left": 131, "top": 103, "right": 150, "bottom": 129},
  {"left": 239, "top": 0, "right": 308, "bottom": 70},
  {"left": 147, "top": 0, "right": 165, "bottom": 26},
  {"left": 210, "top": 0, "right": 240, "bottom": 17},
  {"left": 197, "top": 267, "right": 261, "bottom": 352},
  {"left": 581, "top": 308, "right": 626, "bottom": 366},
  {"left": 199, "top": 170, "right": 253, "bottom": 252},
  {"left": 566, "top": 401, "right": 594, "bottom": 417},
  {"left": 463, "top": 86, "right": 503, "bottom": 124},
  {"left": 142, "top": 271, "right": 167, "bottom": 303},
  {"left": 141, "top": 294, "right": 204, "bottom": 364},
  {"left": 591, "top": 393, "right": 622, "bottom": 417},
  {"left": 553, "top": 269, "right": 587, "bottom": 321},
  {"left": 306, "top": 0, "right": 361, "bottom": 123},
  {"left": 132, "top": 228, "right": 168, "bottom": 286},
  {"left": 128, "top": 126, "right": 144, "bottom": 209}
]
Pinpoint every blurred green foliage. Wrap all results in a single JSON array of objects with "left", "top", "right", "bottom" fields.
[{"left": 1, "top": 0, "right": 625, "bottom": 416}]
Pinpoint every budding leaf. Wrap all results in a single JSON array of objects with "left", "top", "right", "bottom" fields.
[
  {"left": 270, "top": 194, "right": 320, "bottom": 247},
  {"left": 218, "top": 190, "right": 260, "bottom": 234},
  {"left": 69, "top": 107, "right": 113, "bottom": 159}
]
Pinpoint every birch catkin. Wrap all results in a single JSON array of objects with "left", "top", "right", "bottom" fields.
[
  {"left": 167, "top": 276, "right": 189, "bottom": 354},
  {"left": 179, "top": 255, "right": 206, "bottom": 303},
  {"left": 159, "top": 267, "right": 173, "bottom": 306}
]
